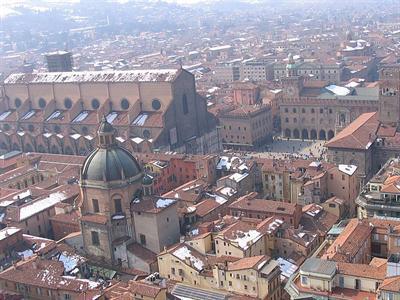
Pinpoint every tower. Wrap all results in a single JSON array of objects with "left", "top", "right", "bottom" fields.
[
  {"left": 378, "top": 65, "right": 400, "bottom": 126},
  {"left": 281, "top": 53, "right": 303, "bottom": 98},
  {"left": 79, "top": 116, "right": 143, "bottom": 266}
]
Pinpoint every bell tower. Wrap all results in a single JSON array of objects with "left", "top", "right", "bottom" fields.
[
  {"left": 281, "top": 53, "right": 303, "bottom": 98},
  {"left": 378, "top": 65, "right": 400, "bottom": 126}
]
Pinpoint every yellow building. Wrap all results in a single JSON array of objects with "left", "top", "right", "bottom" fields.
[{"left": 157, "top": 242, "right": 281, "bottom": 299}]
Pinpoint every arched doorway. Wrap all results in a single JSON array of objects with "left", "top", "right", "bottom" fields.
[
  {"left": 284, "top": 129, "right": 291, "bottom": 138},
  {"left": 301, "top": 129, "right": 309, "bottom": 140},
  {"left": 0, "top": 142, "right": 8, "bottom": 151},
  {"left": 293, "top": 129, "right": 300, "bottom": 139},
  {"left": 310, "top": 129, "right": 317, "bottom": 140},
  {"left": 328, "top": 130, "right": 334, "bottom": 140},
  {"left": 319, "top": 129, "right": 326, "bottom": 140}
]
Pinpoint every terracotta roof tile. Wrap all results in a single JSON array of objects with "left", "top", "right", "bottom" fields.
[{"left": 326, "top": 112, "right": 379, "bottom": 150}]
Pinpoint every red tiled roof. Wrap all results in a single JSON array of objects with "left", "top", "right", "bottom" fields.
[
  {"left": 325, "top": 112, "right": 379, "bottom": 150},
  {"left": 227, "top": 255, "right": 269, "bottom": 271}
]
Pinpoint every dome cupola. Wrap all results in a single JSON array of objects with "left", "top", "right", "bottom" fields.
[{"left": 80, "top": 116, "right": 142, "bottom": 186}]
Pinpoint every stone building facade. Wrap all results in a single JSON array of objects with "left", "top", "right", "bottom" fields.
[
  {"left": 279, "top": 54, "right": 379, "bottom": 140},
  {"left": 0, "top": 69, "right": 216, "bottom": 155}
]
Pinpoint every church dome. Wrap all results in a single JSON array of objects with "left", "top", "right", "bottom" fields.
[{"left": 81, "top": 116, "right": 142, "bottom": 183}]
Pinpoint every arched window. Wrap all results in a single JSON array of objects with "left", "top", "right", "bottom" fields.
[
  {"left": 114, "top": 198, "right": 122, "bottom": 214},
  {"left": 15, "top": 98, "right": 22, "bottom": 108},
  {"left": 91, "top": 98, "right": 100, "bottom": 109},
  {"left": 121, "top": 98, "right": 129, "bottom": 110},
  {"left": 39, "top": 98, "right": 46, "bottom": 108},
  {"left": 182, "top": 94, "right": 189, "bottom": 115},
  {"left": 64, "top": 98, "right": 72, "bottom": 109}
]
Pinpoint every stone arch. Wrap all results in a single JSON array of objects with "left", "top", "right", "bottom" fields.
[
  {"left": 328, "top": 130, "right": 335, "bottom": 140},
  {"left": 24, "top": 143, "right": 33, "bottom": 152},
  {"left": 302, "top": 129, "right": 309, "bottom": 140},
  {"left": 37, "top": 144, "right": 47, "bottom": 153},
  {"left": 310, "top": 129, "right": 317, "bottom": 140},
  {"left": 319, "top": 129, "right": 326, "bottom": 140},
  {"left": 293, "top": 129, "right": 300, "bottom": 139},
  {"left": 284, "top": 129, "right": 291, "bottom": 138},
  {"left": 64, "top": 146, "right": 74, "bottom": 155},
  {"left": 51, "top": 145, "right": 60, "bottom": 154},
  {"left": 12, "top": 143, "right": 20, "bottom": 151}
]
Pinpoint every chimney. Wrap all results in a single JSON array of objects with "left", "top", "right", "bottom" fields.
[{"left": 185, "top": 257, "right": 191, "bottom": 267}]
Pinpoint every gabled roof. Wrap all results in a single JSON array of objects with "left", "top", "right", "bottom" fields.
[{"left": 325, "top": 112, "right": 379, "bottom": 150}]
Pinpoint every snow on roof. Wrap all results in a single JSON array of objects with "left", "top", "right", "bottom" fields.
[
  {"left": 209, "top": 45, "right": 232, "bottom": 51},
  {"left": 277, "top": 257, "right": 298, "bottom": 279},
  {"left": 21, "top": 110, "right": 35, "bottom": 120},
  {"left": 5, "top": 69, "right": 179, "bottom": 84},
  {"left": 309, "top": 161, "right": 321, "bottom": 168},
  {"left": 219, "top": 187, "right": 236, "bottom": 197},
  {"left": 0, "top": 111, "right": 11, "bottom": 121},
  {"left": 106, "top": 111, "right": 118, "bottom": 124},
  {"left": 13, "top": 190, "right": 31, "bottom": 200},
  {"left": 345, "top": 81, "right": 360, "bottom": 88},
  {"left": 229, "top": 172, "right": 249, "bottom": 183},
  {"left": 338, "top": 164, "right": 357, "bottom": 176},
  {"left": 206, "top": 193, "right": 227, "bottom": 205},
  {"left": 155, "top": 198, "right": 176, "bottom": 209},
  {"left": 131, "top": 137, "right": 144, "bottom": 144},
  {"left": 72, "top": 111, "right": 89, "bottom": 123},
  {"left": 132, "top": 113, "right": 149, "bottom": 126},
  {"left": 18, "top": 249, "right": 34, "bottom": 259},
  {"left": 173, "top": 246, "right": 204, "bottom": 271},
  {"left": 46, "top": 110, "right": 62, "bottom": 121},
  {"left": 232, "top": 230, "right": 262, "bottom": 250},
  {"left": 0, "top": 227, "right": 20, "bottom": 240},
  {"left": 58, "top": 251, "right": 85, "bottom": 273},
  {"left": 216, "top": 156, "right": 242, "bottom": 171},
  {"left": 70, "top": 133, "right": 81, "bottom": 140},
  {"left": 19, "top": 191, "right": 67, "bottom": 220},
  {"left": 325, "top": 85, "right": 351, "bottom": 96},
  {"left": 305, "top": 204, "right": 323, "bottom": 217}
]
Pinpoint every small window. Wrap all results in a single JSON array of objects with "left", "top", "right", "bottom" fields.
[
  {"left": 140, "top": 233, "right": 146, "bottom": 245},
  {"left": 301, "top": 276, "right": 308, "bottom": 285},
  {"left": 92, "top": 199, "right": 99, "bottom": 213},
  {"left": 91, "top": 98, "right": 100, "bottom": 109},
  {"left": 15, "top": 98, "right": 22, "bottom": 108},
  {"left": 28, "top": 124, "right": 34, "bottom": 132},
  {"left": 152, "top": 99, "right": 161, "bottom": 110},
  {"left": 64, "top": 98, "right": 72, "bottom": 109},
  {"left": 39, "top": 98, "right": 46, "bottom": 108},
  {"left": 121, "top": 98, "right": 129, "bottom": 110},
  {"left": 91, "top": 231, "right": 100, "bottom": 246},
  {"left": 114, "top": 198, "right": 122, "bottom": 213},
  {"left": 143, "top": 129, "right": 151, "bottom": 139},
  {"left": 182, "top": 94, "right": 189, "bottom": 114}
]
